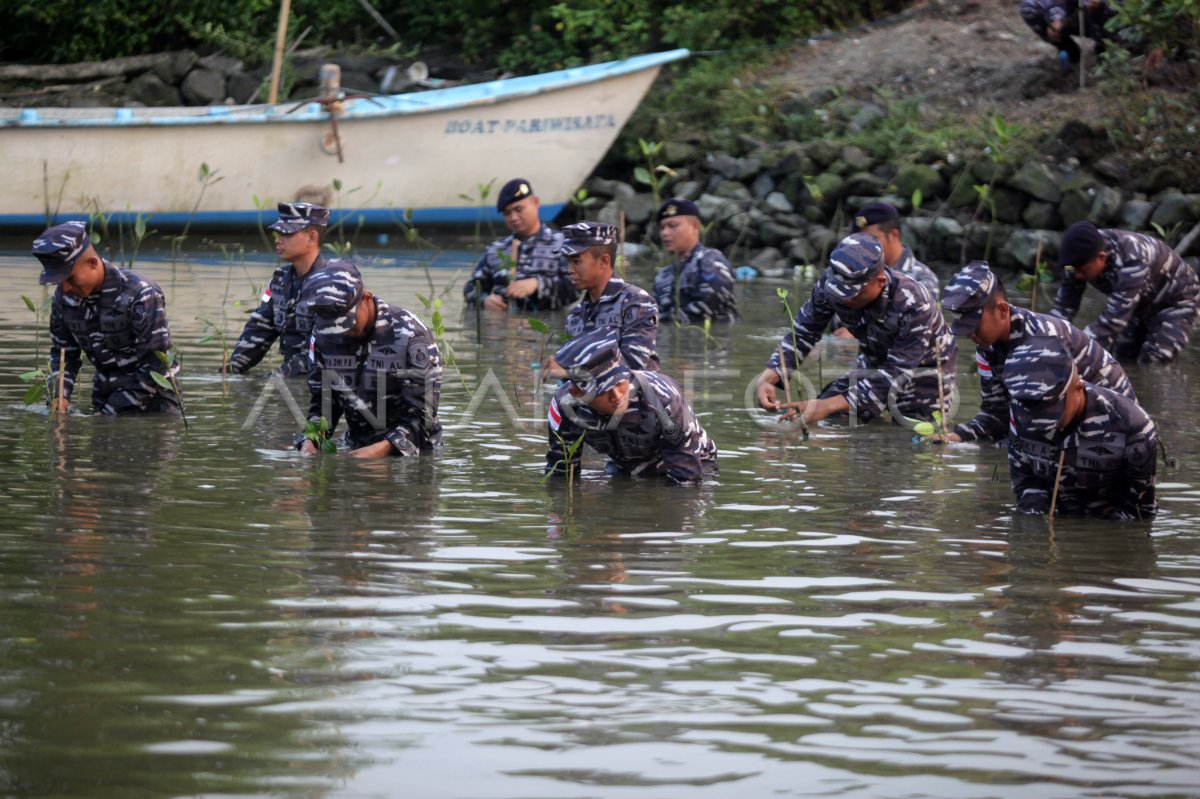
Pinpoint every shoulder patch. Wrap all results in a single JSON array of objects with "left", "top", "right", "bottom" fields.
[
  {"left": 549, "top": 397, "right": 562, "bottom": 431},
  {"left": 130, "top": 298, "right": 151, "bottom": 337},
  {"left": 408, "top": 337, "right": 432, "bottom": 369}
]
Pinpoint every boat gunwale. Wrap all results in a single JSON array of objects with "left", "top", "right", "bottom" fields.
[{"left": 0, "top": 49, "right": 689, "bottom": 129}]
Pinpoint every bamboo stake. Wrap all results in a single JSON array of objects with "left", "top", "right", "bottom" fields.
[
  {"left": 935, "top": 348, "right": 948, "bottom": 438},
  {"left": 267, "top": 0, "right": 293, "bottom": 104},
  {"left": 1048, "top": 447, "right": 1067, "bottom": 518},
  {"left": 56, "top": 346, "right": 66, "bottom": 417},
  {"left": 777, "top": 344, "right": 809, "bottom": 437}
]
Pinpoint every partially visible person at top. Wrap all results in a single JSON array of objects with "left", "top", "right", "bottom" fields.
[
  {"left": 1019, "top": 0, "right": 1116, "bottom": 66},
  {"left": 543, "top": 222, "right": 660, "bottom": 377},
  {"left": 462, "top": 178, "right": 576, "bottom": 311},
  {"left": 754, "top": 233, "right": 957, "bottom": 427},
  {"left": 35, "top": 220, "right": 180, "bottom": 415},
  {"left": 651, "top": 198, "right": 738, "bottom": 324},
  {"left": 851, "top": 202, "right": 940, "bottom": 300},
  {"left": 227, "top": 202, "right": 343, "bottom": 377},
  {"left": 1051, "top": 220, "right": 1199, "bottom": 364},
  {"left": 1005, "top": 335, "right": 1157, "bottom": 520},
  {"left": 939, "top": 260, "right": 1133, "bottom": 444}
]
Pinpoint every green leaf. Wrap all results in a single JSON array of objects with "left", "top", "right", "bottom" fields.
[
  {"left": 151, "top": 371, "right": 173, "bottom": 390},
  {"left": 775, "top": 287, "right": 789, "bottom": 300},
  {"left": 24, "top": 383, "right": 46, "bottom": 405},
  {"left": 19, "top": 370, "right": 44, "bottom": 382},
  {"left": 911, "top": 188, "right": 923, "bottom": 210},
  {"left": 913, "top": 421, "right": 935, "bottom": 437},
  {"left": 633, "top": 166, "right": 652, "bottom": 186},
  {"left": 557, "top": 332, "right": 572, "bottom": 344},
  {"left": 321, "top": 439, "right": 338, "bottom": 454},
  {"left": 134, "top": 216, "right": 147, "bottom": 239},
  {"left": 527, "top": 318, "right": 550, "bottom": 335},
  {"left": 22, "top": 295, "right": 36, "bottom": 313},
  {"left": 333, "top": 178, "right": 343, "bottom": 192},
  {"left": 195, "top": 333, "right": 216, "bottom": 344},
  {"left": 155, "top": 351, "right": 171, "bottom": 365}
]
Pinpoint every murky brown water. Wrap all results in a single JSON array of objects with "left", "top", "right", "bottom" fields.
[{"left": 2, "top": 235, "right": 1199, "bottom": 798}]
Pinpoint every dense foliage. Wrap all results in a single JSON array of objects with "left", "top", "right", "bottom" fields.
[{"left": 6, "top": 0, "right": 908, "bottom": 69}]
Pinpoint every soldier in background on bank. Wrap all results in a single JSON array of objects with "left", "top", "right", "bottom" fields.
[
  {"left": 462, "top": 178, "right": 576, "bottom": 311},
  {"left": 1019, "top": 0, "right": 1116, "bottom": 66},
  {"left": 754, "top": 233, "right": 956, "bottom": 426},
  {"left": 546, "top": 329, "right": 716, "bottom": 486},
  {"left": 35, "top": 221, "right": 180, "bottom": 415},
  {"left": 1051, "top": 220, "right": 1199, "bottom": 364},
  {"left": 851, "top": 202, "right": 940, "bottom": 300},
  {"left": 298, "top": 263, "right": 442, "bottom": 458},
  {"left": 543, "top": 222, "right": 660, "bottom": 378},
  {"left": 1005, "top": 336, "right": 1157, "bottom": 519},
  {"left": 227, "top": 202, "right": 339, "bottom": 377},
  {"left": 940, "top": 261, "right": 1133, "bottom": 444},
  {"left": 651, "top": 198, "right": 738, "bottom": 324}
]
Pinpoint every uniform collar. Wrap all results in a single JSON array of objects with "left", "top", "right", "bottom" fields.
[{"left": 586, "top": 277, "right": 626, "bottom": 304}]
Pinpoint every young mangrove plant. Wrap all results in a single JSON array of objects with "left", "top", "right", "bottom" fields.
[
  {"left": 303, "top": 416, "right": 338, "bottom": 454},
  {"left": 19, "top": 294, "right": 52, "bottom": 405},
  {"left": 457, "top": 177, "right": 498, "bottom": 246},
  {"left": 775, "top": 287, "right": 810, "bottom": 437},
  {"left": 195, "top": 316, "right": 231, "bottom": 388},
  {"left": 546, "top": 430, "right": 587, "bottom": 492},
  {"left": 634, "top": 138, "right": 676, "bottom": 213},
  {"left": 568, "top": 187, "right": 598, "bottom": 222},
  {"left": 152, "top": 347, "right": 189, "bottom": 430},
  {"left": 174, "top": 162, "right": 223, "bottom": 255}
]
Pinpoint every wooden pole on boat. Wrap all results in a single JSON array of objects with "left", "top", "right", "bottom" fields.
[{"left": 268, "top": 0, "right": 293, "bottom": 104}]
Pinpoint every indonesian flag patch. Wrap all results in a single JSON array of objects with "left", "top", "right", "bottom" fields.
[
  {"left": 260, "top": 286, "right": 272, "bottom": 303},
  {"left": 308, "top": 335, "right": 315, "bottom": 363},
  {"left": 976, "top": 354, "right": 992, "bottom": 378},
  {"left": 548, "top": 397, "right": 562, "bottom": 431},
  {"left": 1009, "top": 410, "right": 1017, "bottom": 437}
]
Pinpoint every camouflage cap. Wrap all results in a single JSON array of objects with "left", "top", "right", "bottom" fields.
[
  {"left": 307, "top": 263, "right": 365, "bottom": 336},
  {"left": 559, "top": 221, "right": 618, "bottom": 256},
  {"left": 942, "top": 261, "right": 998, "bottom": 335},
  {"left": 496, "top": 178, "right": 534, "bottom": 212},
  {"left": 554, "top": 328, "right": 631, "bottom": 400},
  {"left": 850, "top": 201, "right": 901, "bottom": 232},
  {"left": 269, "top": 202, "right": 330, "bottom": 234},
  {"left": 657, "top": 197, "right": 700, "bottom": 222},
  {"left": 33, "top": 221, "right": 91, "bottom": 285},
  {"left": 1058, "top": 221, "right": 1104, "bottom": 272},
  {"left": 824, "top": 233, "right": 885, "bottom": 303},
  {"left": 1005, "top": 335, "right": 1078, "bottom": 438}
]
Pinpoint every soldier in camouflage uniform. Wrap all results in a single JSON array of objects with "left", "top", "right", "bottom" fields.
[
  {"left": 941, "top": 261, "right": 1133, "bottom": 443},
  {"left": 546, "top": 329, "right": 717, "bottom": 486},
  {"left": 1005, "top": 336, "right": 1157, "bottom": 519},
  {"left": 544, "top": 222, "right": 659, "bottom": 377},
  {"left": 298, "top": 263, "right": 442, "bottom": 458},
  {"left": 35, "top": 221, "right": 180, "bottom": 415},
  {"left": 652, "top": 198, "right": 738, "bottom": 323},
  {"left": 1019, "top": 0, "right": 1116, "bottom": 64},
  {"left": 1052, "top": 221, "right": 1199, "bottom": 364},
  {"left": 851, "top": 202, "right": 940, "bottom": 300},
  {"left": 228, "top": 203, "right": 344, "bottom": 377},
  {"left": 754, "top": 233, "right": 957, "bottom": 426},
  {"left": 462, "top": 178, "right": 576, "bottom": 311}
]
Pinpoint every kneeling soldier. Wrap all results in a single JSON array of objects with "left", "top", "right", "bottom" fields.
[
  {"left": 35, "top": 221, "right": 179, "bottom": 415},
  {"left": 941, "top": 260, "right": 1133, "bottom": 443},
  {"left": 1005, "top": 336, "right": 1157, "bottom": 520},
  {"left": 546, "top": 329, "right": 717, "bottom": 486},
  {"left": 298, "top": 264, "right": 442, "bottom": 458}
]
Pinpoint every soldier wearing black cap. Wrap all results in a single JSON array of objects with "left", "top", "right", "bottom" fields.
[
  {"left": 546, "top": 329, "right": 716, "bottom": 486},
  {"left": 1005, "top": 336, "right": 1157, "bottom": 519},
  {"left": 851, "top": 202, "right": 939, "bottom": 300},
  {"left": 298, "top": 263, "right": 442, "bottom": 458},
  {"left": 545, "top": 222, "right": 659, "bottom": 375},
  {"left": 227, "top": 202, "right": 346, "bottom": 376},
  {"left": 34, "top": 221, "right": 180, "bottom": 415},
  {"left": 1051, "top": 221, "right": 1199, "bottom": 364},
  {"left": 462, "top": 178, "right": 575, "bottom": 311},
  {"left": 1019, "top": 0, "right": 1115, "bottom": 65},
  {"left": 941, "top": 261, "right": 1133, "bottom": 443},
  {"left": 651, "top": 198, "right": 738, "bottom": 323},
  {"left": 754, "top": 233, "right": 957, "bottom": 426}
]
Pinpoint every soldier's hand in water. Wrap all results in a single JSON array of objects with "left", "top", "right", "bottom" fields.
[
  {"left": 349, "top": 440, "right": 395, "bottom": 459},
  {"left": 482, "top": 294, "right": 508, "bottom": 310},
  {"left": 925, "top": 431, "right": 962, "bottom": 444},
  {"left": 505, "top": 278, "right": 539, "bottom": 300},
  {"left": 49, "top": 397, "right": 69, "bottom": 416},
  {"left": 542, "top": 356, "right": 567, "bottom": 380},
  {"left": 300, "top": 439, "right": 319, "bottom": 456},
  {"left": 754, "top": 369, "right": 781, "bottom": 411},
  {"left": 778, "top": 395, "right": 847, "bottom": 424}
]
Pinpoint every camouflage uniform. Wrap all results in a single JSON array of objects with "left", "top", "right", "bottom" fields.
[
  {"left": 33, "top": 221, "right": 179, "bottom": 415},
  {"left": 767, "top": 235, "right": 957, "bottom": 425},
  {"left": 565, "top": 277, "right": 661, "bottom": 371},
  {"left": 1052, "top": 228, "right": 1199, "bottom": 364},
  {"left": 545, "top": 329, "right": 716, "bottom": 486},
  {"left": 1005, "top": 338, "right": 1157, "bottom": 519},
  {"left": 893, "top": 245, "right": 940, "bottom": 302},
  {"left": 652, "top": 243, "right": 738, "bottom": 324},
  {"left": 228, "top": 254, "right": 350, "bottom": 377},
  {"left": 302, "top": 265, "right": 442, "bottom": 455},
  {"left": 1019, "top": 0, "right": 1115, "bottom": 62},
  {"left": 942, "top": 262, "right": 1133, "bottom": 443},
  {"left": 462, "top": 224, "right": 577, "bottom": 310}
]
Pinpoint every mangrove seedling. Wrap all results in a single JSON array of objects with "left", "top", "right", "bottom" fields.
[
  {"left": 304, "top": 417, "right": 338, "bottom": 454},
  {"left": 252, "top": 194, "right": 274, "bottom": 252},
  {"left": 152, "top": 348, "right": 189, "bottom": 430},
  {"left": 546, "top": 430, "right": 586, "bottom": 492},
  {"left": 195, "top": 316, "right": 232, "bottom": 387},
  {"left": 775, "top": 288, "right": 809, "bottom": 437},
  {"left": 323, "top": 240, "right": 353, "bottom": 257},
  {"left": 568, "top": 187, "right": 598, "bottom": 222},
  {"left": 19, "top": 294, "right": 52, "bottom": 405},
  {"left": 634, "top": 138, "right": 676, "bottom": 213},
  {"left": 457, "top": 177, "right": 498, "bottom": 245},
  {"left": 528, "top": 317, "right": 554, "bottom": 369}
]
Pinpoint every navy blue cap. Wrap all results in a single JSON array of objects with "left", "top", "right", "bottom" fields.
[
  {"left": 942, "top": 261, "right": 999, "bottom": 335},
  {"left": 559, "top": 222, "right": 618, "bottom": 256},
  {"left": 33, "top": 221, "right": 91, "bottom": 285},
  {"left": 308, "top": 263, "right": 365, "bottom": 335},
  {"left": 1005, "top": 336, "right": 1077, "bottom": 438},
  {"left": 851, "top": 202, "right": 901, "bottom": 232},
  {"left": 496, "top": 178, "right": 534, "bottom": 212},
  {"left": 554, "top": 328, "right": 630, "bottom": 400},
  {"left": 658, "top": 198, "right": 700, "bottom": 222},
  {"left": 1059, "top": 221, "right": 1104, "bottom": 271},
  {"left": 824, "top": 233, "right": 885, "bottom": 303},
  {"left": 270, "top": 202, "right": 330, "bottom": 234}
]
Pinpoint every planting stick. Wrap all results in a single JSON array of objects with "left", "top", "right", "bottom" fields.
[
  {"left": 56, "top": 347, "right": 65, "bottom": 416},
  {"left": 935, "top": 351, "right": 948, "bottom": 438},
  {"left": 777, "top": 344, "right": 809, "bottom": 437},
  {"left": 1048, "top": 448, "right": 1067, "bottom": 518}
]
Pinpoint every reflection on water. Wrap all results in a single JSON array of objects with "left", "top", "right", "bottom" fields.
[{"left": 1, "top": 240, "right": 1199, "bottom": 797}]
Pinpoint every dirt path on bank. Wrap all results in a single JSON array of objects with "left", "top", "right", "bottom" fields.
[{"left": 779, "top": 0, "right": 1109, "bottom": 124}]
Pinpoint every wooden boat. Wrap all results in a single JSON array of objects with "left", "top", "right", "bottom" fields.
[{"left": 0, "top": 49, "right": 689, "bottom": 230}]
